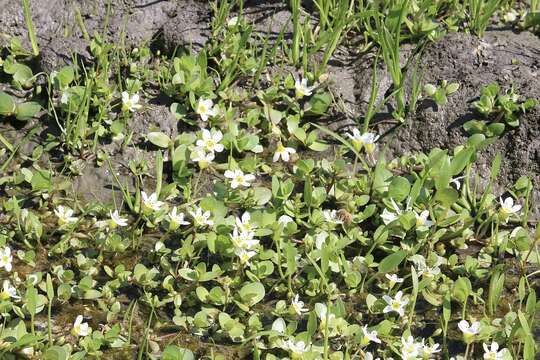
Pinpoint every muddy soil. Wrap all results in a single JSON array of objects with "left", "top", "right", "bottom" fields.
[{"left": 352, "top": 30, "right": 540, "bottom": 220}]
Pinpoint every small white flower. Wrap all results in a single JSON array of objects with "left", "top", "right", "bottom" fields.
[
  {"left": 0, "top": 280, "right": 19, "bottom": 300},
  {"left": 54, "top": 205, "right": 78, "bottom": 225},
  {"left": 422, "top": 342, "right": 441, "bottom": 359},
  {"left": 196, "top": 129, "right": 224, "bottom": 153},
  {"left": 383, "top": 291, "right": 409, "bottom": 317},
  {"left": 362, "top": 325, "right": 381, "bottom": 344},
  {"left": 0, "top": 247, "right": 13, "bottom": 272},
  {"left": 499, "top": 197, "right": 521, "bottom": 222},
  {"left": 278, "top": 215, "right": 294, "bottom": 225},
  {"left": 295, "top": 78, "right": 315, "bottom": 98},
  {"left": 291, "top": 294, "right": 309, "bottom": 316},
  {"left": 121, "top": 91, "right": 142, "bottom": 112},
  {"left": 235, "top": 248, "right": 257, "bottom": 266},
  {"left": 224, "top": 169, "right": 255, "bottom": 189},
  {"left": 458, "top": 320, "right": 481, "bottom": 343},
  {"left": 109, "top": 210, "right": 128, "bottom": 228},
  {"left": 365, "top": 352, "right": 380, "bottom": 360},
  {"left": 450, "top": 176, "right": 464, "bottom": 190},
  {"left": 483, "top": 341, "right": 504, "bottom": 360},
  {"left": 503, "top": 9, "right": 518, "bottom": 23},
  {"left": 347, "top": 129, "right": 380, "bottom": 153},
  {"left": 189, "top": 207, "right": 213, "bottom": 227},
  {"left": 273, "top": 143, "right": 296, "bottom": 162},
  {"left": 285, "top": 339, "right": 309, "bottom": 357},
  {"left": 195, "top": 98, "right": 218, "bottom": 121},
  {"left": 415, "top": 210, "right": 433, "bottom": 228},
  {"left": 230, "top": 227, "right": 259, "bottom": 250},
  {"left": 60, "top": 91, "right": 70, "bottom": 104},
  {"left": 190, "top": 146, "right": 215, "bottom": 168},
  {"left": 385, "top": 273, "right": 404, "bottom": 287},
  {"left": 227, "top": 16, "right": 239, "bottom": 27},
  {"left": 401, "top": 336, "right": 422, "bottom": 360},
  {"left": 141, "top": 191, "right": 165, "bottom": 213},
  {"left": 236, "top": 212, "right": 256, "bottom": 234},
  {"left": 322, "top": 210, "right": 343, "bottom": 224},
  {"left": 168, "top": 207, "right": 189, "bottom": 229},
  {"left": 72, "top": 315, "right": 91, "bottom": 337}
]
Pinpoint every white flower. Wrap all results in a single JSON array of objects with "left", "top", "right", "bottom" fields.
[
  {"left": 483, "top": 341, "right": 504, "bottom": 360},
  {"left": 121, "top": 91, "right": 142, "bottom": 112},
  {"left": 347, "top": 129, "right": 380, "bottom": 153},
  {"left": 385, "top": 273, "right": 404, "bottom": 287},
  {"left": 285, "top": 339, "right": 309, "bottom": 357},
  {"left": 278, "top": 215, "right": 294, "bottom": 225},
  {"left": 227, "top": 16, "right": 239, "bottom": 27},
  {"left": 141, "top": 191, "right": 165, "bottom": 213},
  {"left": 224, "top": 169, "right": 255, "bottom": 189},
  {"left": 322, "top": 210, "right": 343, "bottom": 224},
  {"left": 381, "top": 208, "right": 399, "bottom": 225},
  {"left": 196, "top": 129, "right": 224, "bottom": 153},
  {"left": 0, "top": 247, "right": 13, "bottom": 272},
  {"left": 450, "top": 176, "right": 464, "bottom": 190},
  {"left": 273, "top": 143, "right": 296, "bottom": 162},
  {"left": 295, "top": 78, "right": 315, "bottom": 98},
  {"left": 190, "top": 146, "right": 215, "bottom": 168},
  {"left": 365, "top": 352, "right": 380, "bottom": 360},
  {"left": 362, "top": 325, "right": 381, "bottom": 344},
  {"left": 0, "top": 280, "right": 19, "bottom": 300},
  {"left": 291, "top": 294, "right": 309, "bottom": 315},
  {"left": 401, "top": 336, "right": 422, "bottom": 360},
  {"left": 422, "top": 342, "right": 441, "bottom": 359},
  {"left": 54, "top": 205, "right": 78, "bottom": 225},
  {"left": 109, "top": 210, "right": 128, "bottom": 228},
  {"left": 168, "top": 207, "right": 189, "bottom": 229},
  {"left": 230, "top": 227, "right": 259, "bottom": 250},
  {"left": 195, "top": 98, "right": 218, "bottom": 121},
  {"left": 458, "top": 320, "right": 481, "bottom": 343},
  {"left": 236, "top": 212, "right": 256, "bottom": 234},
  {"left": 235, "top": 248, "right": 257, "bottom": 266},
  {"left": 72, "top": 315, "right": 91, "bottom": 337},
  {"left": 503, "top": 9, "right": 518, "bottom": 23},
  {"left": 415, "top": 210, "right": 433, "bottom": 228},
  {"left": 60, "top": 91, "right": 70, "bottom": 104},
  {"left": 499, "top": 197, "right": 521, "bottom": 222},
  {"left": 189, "top": 207, "right": 213, "bottom": 227},
  {"left": 383, "top": 291, "right": 409, "bottom": 317}
]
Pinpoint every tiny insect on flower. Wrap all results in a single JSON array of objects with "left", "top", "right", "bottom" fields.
[
  {"left": 71, "top": 315, "right": 92, "bottom": 337},
  {"left": 195, "top": 98, "right": 218, "bottom": 122},
  {"left": 54, "top": 205, "right": 78, "bottom": 226},
  {"left": 121, "top": 91, "right": 142, "bottom": 112},
  {"left": 273, "top": 143, "right": 296, "bottom": 162},
  {"left": 196, "top": 129, "right": 224, "bottom": 153},
  {"left": 224, "top": 169, "right": 255, "bottom": 189},
  {"left": 0, "top": 247, "right": 13, "bottom": 272}
]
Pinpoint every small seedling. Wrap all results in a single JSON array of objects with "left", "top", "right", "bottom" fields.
[{"left": 423, "top": 80, "right": 460, "bottom": 106}]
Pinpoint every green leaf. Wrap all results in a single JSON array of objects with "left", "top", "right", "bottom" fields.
[
  {"left": 44, "top": 346, "right": 69, "bottom": 360},
  {"left": 452, "top": 277, "right": 471, "bottom": 303},
  {"left": 15, "top": 102, "right": 41, "bottom": 121},
  {"left": 388, "top": 176, "right": 410, "bottom": 202},
  {"left": 378, "top": 250, "right": 406, "bottom": 273},
  {"left": 305, "top": 92, "right": 331, "bottom": 116},
  {"left": 147, "top": 132, "right": 171, "bottom": 148},
  {"left": 239, "top": 282, "right": 265, "bottom": 306},
  {"left": 253, "top": 187, "right": 272, "bottom": 206},
  {"left": 162, "top": 345, "right": 195, "bottom": 360},
  {"left": 0, "top": 91, "right": 17, "bottom": 116}
]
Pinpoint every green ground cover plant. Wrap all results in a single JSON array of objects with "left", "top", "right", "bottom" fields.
[{"left": 0, "top": 0, "right": 538, "bottom": 359}]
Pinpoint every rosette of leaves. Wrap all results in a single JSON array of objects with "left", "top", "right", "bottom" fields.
[{"left": 464, "top": 83, "right": 537, "bottom": 137}]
